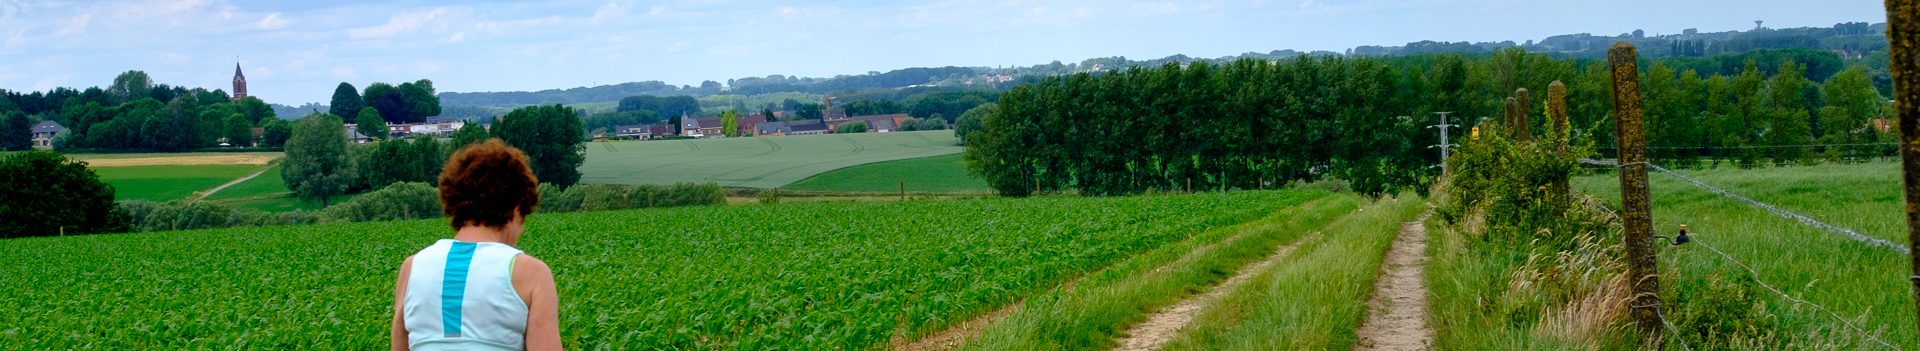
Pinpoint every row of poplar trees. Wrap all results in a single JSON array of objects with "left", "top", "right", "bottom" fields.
[{"left": 964, "top": 48, "right": 1892, "bottom": 196}]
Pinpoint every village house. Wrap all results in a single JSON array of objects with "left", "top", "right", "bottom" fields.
[
  {"left": 825, "top": 113, "right": 909, "bottom": 133},
  {"left": 614, "top": 123, "right": 677, "bottom": 140},
  {"left": 681, "top": 118, "right": 726, "bottom": 138},
  {"left": 30, "top": 120, "right": 65, "bottom": 148}
]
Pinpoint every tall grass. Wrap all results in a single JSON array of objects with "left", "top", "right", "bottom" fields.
[
  {"left": 1575, "top": 164, "right": 1915, "bottom": 349},
  {"left": 1160, "top": 193, "right": 1426, "bottom": 350},
  {"left": 958, "top": 193, "right": 1364, "bottom": 350}
]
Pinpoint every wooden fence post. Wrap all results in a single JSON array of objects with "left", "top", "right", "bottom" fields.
[
  {"left": 1609, "top": 41, "right": 1663, "bottom": 346},
  {"left": 1549, "top": 80, "right": 1572, "bottom": 211},
  {"left": 1885, "top": 0, "right": 1920, "bottom": 332},
  {"left": 1504, "top": 97, "right": 1520, "bottom": 139},
  {"left": 1515, "top": 88, "right": 1532, "bottom": 142}
]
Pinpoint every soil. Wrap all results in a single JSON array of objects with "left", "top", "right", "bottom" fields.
[{"left": 1353, "top": 214, "right": 1435, "bottom": 351}]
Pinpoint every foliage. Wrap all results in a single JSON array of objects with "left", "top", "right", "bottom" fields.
[
  {"left": 360, "top": 80, "right": 441, "bottom": 124},
  {"left": 282, "top": 114, "right": 357, "bottom": 207},
  {"left": 354, "top": 107, "right": 387, "bottom": 140},
  {"left": 329, "top": 82, "right": 363, "bottom": 120},
  {"left": 0, "top": 111, "right": 27, "bottom": 150},
  {"left": 835, "top": 120, "right": 868, "bottom": 134},
  {"left": 259, "top": 117, "right": 292, "bottom": 147},
  {"left": 449, "top": 122, "right": 491, "bottom": 151},
  {"left": 358, "top": 137, "right": 445, "bottom": 190},
  {"left": 581, "top": 110, "right": 661, "bottom": 137},
  {"left": 720, "top": 110, "right": 738, "bottom": 137},
  {"left": 969, "top": 58, "right": 1420, "bottom": 197},
  {"left": 319, "top": 182, "right": 441, "bottom": 222},
  {"left": 954, "top": 103, "right": 993, "bottom": 145},
  {"left": 0, "top": 151, "right": 129, "bottom": 237},
  {"left": 616, "top": 95, "right": 700, "bottom": 126},
  {"left": 493, "top": 104, "right": 587, "bottom": 187},
  {"left": 222, "top": 114, "right": 252, "bottom": 147}
]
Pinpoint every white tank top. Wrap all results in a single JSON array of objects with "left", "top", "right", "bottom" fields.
[{"left": 404, "top": 239, "right": 529, "bottom": 351}]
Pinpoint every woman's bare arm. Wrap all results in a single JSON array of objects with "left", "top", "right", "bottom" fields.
[
  {"left": 392, "top": 255, "right": 414, "bottom": 351},
  {"left": 514, "top": 255, "right": 563, "bottom": 351}
]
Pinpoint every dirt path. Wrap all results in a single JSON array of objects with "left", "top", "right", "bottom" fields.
[
  {"left": 1353, "top": 213, "right": 1434, "bottom": 351},
  {"left": 189, "top": 164, "right": 274, "bottom": 203},
  {"left": 1110, "top": 235, "right": 1310, "bottom": 351}
]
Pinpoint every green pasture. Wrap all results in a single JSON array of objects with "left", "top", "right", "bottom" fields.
[
  {"left": 783, "top": 153, "right": 987, "bottom": 193},
  {"left": 578, "top": 130, "right": 962, "bottom": 188},
  {"left": 93, "top": 164, "right": 263, "bottom": 202},
  {"left": 1575, "top": 161, "right": 1915, "bottom": 348}
]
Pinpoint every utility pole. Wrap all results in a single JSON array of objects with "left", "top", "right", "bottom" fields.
[{"left": 1428, "top": 112, "right": 1457, "bottom": 174}]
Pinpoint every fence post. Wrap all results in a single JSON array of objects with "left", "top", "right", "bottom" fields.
[
  {"left": 1503, "top": 97, "right": 1521, "bottom": 139},
  {"left": 1886, "top": 0, "right": 1920, "bottom": 334},
  {"left": 1609, "top": 41, "right": 1663, "bottom": 346},
  {"left": 1515, "top": 88, "right": 1532, "bottom": 142},
  {"left": 1549, "top": 80, "right": 1571, "bottom": 211}
]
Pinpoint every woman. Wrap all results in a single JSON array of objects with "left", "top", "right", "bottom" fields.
[{"left": 392, "top": 139, "right": 562, "bottom": 351}]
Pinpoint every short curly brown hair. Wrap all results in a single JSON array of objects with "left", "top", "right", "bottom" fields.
[{"left": 439, "top": 139, "right": 541, "bottom": 229}]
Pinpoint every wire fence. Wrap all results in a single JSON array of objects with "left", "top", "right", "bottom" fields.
[
  {"left": 1579, "top": 158, "right": 1904, "bottom": 350},
  {"left": 1593, "top": 142, "right": 1901, "bottom": 151}
]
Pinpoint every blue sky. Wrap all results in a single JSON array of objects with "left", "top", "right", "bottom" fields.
[{"left": 0, "top": 0, "right": 1890, "bottom": 105}]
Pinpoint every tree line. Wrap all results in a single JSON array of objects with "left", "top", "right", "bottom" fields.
[
  {"left": 964, "top": 48, "right": 1893, "bottom": 196},
  {"left": 0, "top": 70, "right": 281, "bottom": 151},
  {"left": 281, "top": 104, "right": 585, "bottom": 206}
]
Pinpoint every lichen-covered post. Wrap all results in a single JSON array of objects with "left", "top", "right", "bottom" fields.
[
  {"left": 1549, "top": 80, "right": 1571, "bottom": 210},
  {"left": 1609, "top": 41, "right": 1662, "bottom": 346},
  {"left": 1515, "top": 88, "right": 1533, "bottom": 142},
  {"left": 1886, "top": 0, "right": 1920, "bottom": 331}
]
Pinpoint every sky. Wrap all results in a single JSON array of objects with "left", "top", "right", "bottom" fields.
[{"left": 0, "top": 0, "right": 1892, "bottom": 105}]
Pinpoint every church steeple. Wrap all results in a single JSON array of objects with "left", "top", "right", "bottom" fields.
[{"left": 232, "top": 62, "right": 249, "bottom": 101}]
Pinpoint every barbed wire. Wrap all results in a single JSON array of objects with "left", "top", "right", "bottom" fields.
[
  {"left": 1578, "top": 158, "right": 1908, "bottom": 254},
  {"left": 1631, "top": 298, "right": 1692, "bottom": 351},
  {"left": 1691, "top": 238, "right": 1901, "bottom": 350},
  {"left": 1593, "top": 142, "right": 1899, "bottom": 150}
]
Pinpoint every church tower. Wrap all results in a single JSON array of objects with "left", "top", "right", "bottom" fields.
[{"left": 231, "top": 62, "right": 248, "bottom": 101}]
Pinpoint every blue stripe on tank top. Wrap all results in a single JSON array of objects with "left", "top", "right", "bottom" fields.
[{"left": 441, "top": 241, "right": 478, "bottom": 337}]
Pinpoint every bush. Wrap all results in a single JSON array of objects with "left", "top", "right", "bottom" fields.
[
  {"left": 0, "top": 151, "right": 129, "bottom": 237},
  {"left": 574, "top": 184, "right": 629, "bottom": 212},
  {"left": 538, "top": 183, "right": 583, "bottom": 213},
  {"left": 129, "top": 200, "right": 236, "bottom": 232},
  {"left": 667, "top": 182, "right": 726, "bottom": 207},
  {"left": 321, "top": 182, "right": 442, "bottom": 222}
]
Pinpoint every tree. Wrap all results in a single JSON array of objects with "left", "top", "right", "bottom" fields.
[
  {"left": 356, "top": 107, "right": 388, "bottom": 140},
  {"left": 283, "top": 114, "right": 357, "bottom": 207},
  {"left": 1821, "top": 66, "right": 1884, "bottom": 147},
  {"left": 363, "top": 83, "right": 408, "bottom": 124},
  {"left": 796, "top": 103, "right": 824, "bottom": 120},
  {"left": 720, "top": 110, "right": 738, "bottom": 137},
  {"left": 760, "top": 108, "right": 777, "bottom": 122},
  {"left": 836, "top": 121, "right": 868, "bottom": 134},
  {"left": 400, "top": 79, "right": 441, "bottom": 122},
  {"left": 0, "top": 151, "right": 128, "bottom": 237},
  {"left": 449, "top": 122, "right": 490, "bottom": 151},
  {"left": 493, "top": 105, "right": 586, "bottom": 187},
  {"left": 329, "top": 82, "right": 363, "bottom": 120},
  {"left": 107, "top": 70, "right": 153, "bottom": 105},
  {"left": 223, "top": 114, "right": 253, "bottom": 147},
  {"left": 260, "top": 117, "right": 292, "bottom": 147},
  {"left": 0, "top": 111, "right": 28, "bottom": 150},
  {"left": 954, "top": 103, "right": 994, "bottom": 145},
  {"left": 237, "top": 96, "right": 276, "bottom": 124},
  {"left": 919, "top": 113, "right": 948, "bottom": 130}
]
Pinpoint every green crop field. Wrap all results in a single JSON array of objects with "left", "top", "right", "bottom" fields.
[
  {"left": 783, "top": 153, "right": 988, "bottom": 193},
  {"left": 578, "top": 130, "right": 962, "bottom": 188},
  {"left": 0, "top": 189, "right": 1324, "bottom": 349},
  {"left": 93, "top": 164, "right": 264, "bottom": 202},
  {"left": 1574, "top": 161, "right": 1915, "bottom": 348},
  {"left": 198, "top": 164, "right": 351, "bottom": 212}
]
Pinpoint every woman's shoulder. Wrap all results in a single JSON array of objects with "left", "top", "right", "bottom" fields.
[{"left": 512, "top": 254, "right": 553, "bottom": 280}]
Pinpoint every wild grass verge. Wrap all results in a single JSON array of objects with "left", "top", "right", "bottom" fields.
[
  {"left": 955, "top": 192, "right": 1365, "bottom": 350},
  {"left": 1160, "top": 193, "right": 1426, "bottom": 350}
]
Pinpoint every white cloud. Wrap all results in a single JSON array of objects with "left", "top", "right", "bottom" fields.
[
  {"left": 349, "top": 7, "right": 449, "bottom": 39},
  {"left": 591, "top": 1, "right": 626, "bottom": 24},
  {"left": 257, "top": 12, "right": 289, "bottom": 30},
  {"left": 55, "top": 13, "right": 90, "bottom": 36}
]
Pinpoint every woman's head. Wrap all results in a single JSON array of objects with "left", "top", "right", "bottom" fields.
[{"left": 439, "top": 139, "right": 541, "bottom": 243}]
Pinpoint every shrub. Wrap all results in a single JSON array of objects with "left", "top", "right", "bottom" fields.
[
  {"left": 667, "top": 182, "right": 726, "bottom": 207},
  {"left": 538, "top": 183, "right": 583, "bottom": 213},
  {"left": 321, "top": 182, "right": 441, "bottom": 222},
  {"left": 574, "top": 184, "right": 629, "bottom": 212},
  {"left": 133, "top": 200, "right": 238, "bottom": 232},
  {"left": 0, "top": 151, "right": 129, "bottom": 237}
]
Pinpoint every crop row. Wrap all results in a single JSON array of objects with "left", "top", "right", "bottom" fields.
[{"left": 0, "top": 189, "right": 1322, "bottom": 349}]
